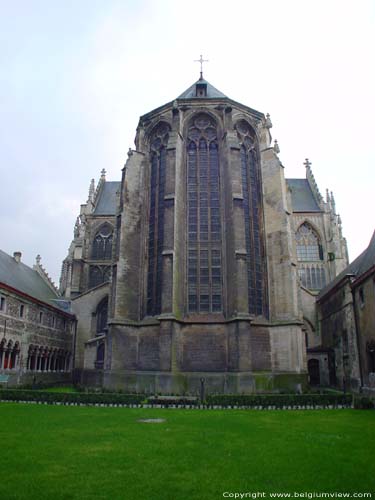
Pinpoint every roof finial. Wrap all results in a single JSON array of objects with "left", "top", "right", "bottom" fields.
[
  {"left": 194, "top": 54, "right": 209, "bottom": 80},
  {"left": 100, "top": 168, "right": 106, "bottom": 180},
  {"left": 265, "top": 113, "right": 273, "bottom": 129},
  {"left": 87, "top": 178, "right": 95, "bottom": 203},
  {"left": 304, "top": 158, "right": 312, "bottom": 170}
]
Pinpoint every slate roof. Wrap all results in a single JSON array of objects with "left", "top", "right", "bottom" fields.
[
  {"left": 286, "top": 179, "right": 321, "bottom": 212},
  {"left": 177, "top": 78, "right": 227, "bottom": 99},
  {"left": 0, "top": 249, "right": 59, "bottom": 304},
  {"left": 93, "top": 182, "right": 120, "bottom": 215},
  {"left": 318, "top": 230, "right": 375, "bottom": 300}
]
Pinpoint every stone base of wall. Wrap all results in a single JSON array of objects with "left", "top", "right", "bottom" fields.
[
  {"left": 1, "top": 371, "right": 72, "bottom": 387},
  {"left": 101, "top": 370, "right": 307, "bottom": 395}
]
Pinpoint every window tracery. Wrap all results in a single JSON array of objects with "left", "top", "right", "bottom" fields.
[
  {"left": 236, "top": 120, "right": 268, "bottom": 316},
  {"left": 96, "top": 297, "right": 108, "bottom": 335},
  {"left": 187, "top": 114, "right": 222, "bottom": 313},
  {"left": 89, "top": 265, "right": 111, "bottom": 289},
  {"left": 296, "top": 223, "right": 326, "bottom": 290},
  {"left": 146, "top": 122, "right": 170, "bottom": 316},
  {"left": 92, "top": 223, "right": 113, "bottom": 260}
]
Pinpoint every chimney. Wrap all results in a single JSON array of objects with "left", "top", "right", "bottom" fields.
[{"left": 13, "top": 251, "right": 22, "bottom": 263}]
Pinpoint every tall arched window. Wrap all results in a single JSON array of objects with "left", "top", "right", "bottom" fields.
[
  {"left": 187, "top": 114, "right": 222, "bottom": 313},
  {"left": 236, "top": 120, "right": 268, "bottom": 317},
  {"left": 96, "top": 342, "right": 105, "bottom": 369},
  {"left": 92, "top": 223, "right": 113, "bottom": 260},
  {"left": 96, "top": 297, "right": 108, "bottom": 335},
  {"left": 89, "top": 265, "right": 110, "bottom": 289},
  {"left": 296, "top": 222, "right": 326, "bottom": 290},
  {"left": 146, "top": 122, "right": 170, "bottom": 316}
]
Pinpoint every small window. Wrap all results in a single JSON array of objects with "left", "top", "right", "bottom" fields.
[
  {"left": 0, "top": 297, "right": 5, "bottom": 311},
  {"left": 359, "top": 288, "right": 365, "bottom": 307},
  {"left": 52, "top": 316, "right": 55, "bottom": 328},
  {"left": 19, "top": 304, "right": 25, "bottom": 318},
  {"left": 39, "top": 312, "right": 43, "bottom": 323}
]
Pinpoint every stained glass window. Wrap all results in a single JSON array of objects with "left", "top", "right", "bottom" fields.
[
  {"left": 92, "top": 223, "right": 113, "bottom": 260},
  {"left": 96, "top": 297, "right": 108, "bottom": 335},
  {"left": 89, "top": 265, "right": 110, "bottom": 289},
  {"left": 187, "top": 114, "right": 222, "bottom": 313},
  {"left": 146, "top": 123, "right": 170, "bottom": 316},
  {"left": 296, "top": 223, "right": 326, "bottom": 290},
  {"left": 237, "top": 120, "right": 268, "bottom": 317}
]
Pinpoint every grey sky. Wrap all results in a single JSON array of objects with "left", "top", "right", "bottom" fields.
[{"left": 1, "top": 0, "right": 374, "bottom": 283}]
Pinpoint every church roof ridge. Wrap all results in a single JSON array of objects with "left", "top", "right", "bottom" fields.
[{"left": 177, "top": 78, "right": 227, "bottom": 99}]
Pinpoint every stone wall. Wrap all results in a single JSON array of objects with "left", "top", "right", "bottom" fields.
[{"left": 0, "top": 286, "right": 74, "bottom": 386}]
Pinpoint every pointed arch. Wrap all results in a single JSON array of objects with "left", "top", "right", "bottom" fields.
[
  {"left": 296, "top": 222, "right": 323, "bottom": 261},
  {"left": 186, "top": 113, "right": 223, "bottom": 313},
  {"left": 146, "top": 122, "right": 171, "bottom": 316},
  {"left": 296, "top": 222, "right": 326, "bottom": 290},
  {"left": 236, "top": 119, "right": 268, "bottom": 317},
  {"left": 92, "top": 223, "right": 113, "bottom": 260},
  {"left": 96, "top": 296, "right": 108, "bottom": 335}
]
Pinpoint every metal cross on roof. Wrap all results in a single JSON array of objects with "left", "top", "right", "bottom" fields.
[{"left": 194, "top": 54, "right": 209, "bottom": 80}]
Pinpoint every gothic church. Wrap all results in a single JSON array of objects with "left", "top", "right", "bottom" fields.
[{"left": 60, "top": 74, "right": 348, "bottom": 394}]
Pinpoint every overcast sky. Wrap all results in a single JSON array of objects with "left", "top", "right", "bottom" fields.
[{"left": 0, "top": 0, "right": 374, "bottom": 284}]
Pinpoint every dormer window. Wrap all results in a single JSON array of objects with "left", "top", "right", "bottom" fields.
[{"left": 196, "top": 82, "right": 207, "bottom": 97}]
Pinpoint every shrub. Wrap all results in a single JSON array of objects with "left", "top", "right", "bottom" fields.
[
  {"left": 0, "top": 389, "right": 144, "bottom": 406},
  {"left": 353, "top": 396, "right": 374, "bottom": 410},
  {"left": 205, "top": 393, "right": 352, "bottom": 408}
]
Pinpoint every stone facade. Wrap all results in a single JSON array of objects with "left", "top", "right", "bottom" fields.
[
  {"left": 0, "top": 251, "right": 75, "bottom": 386},
  {"left": 317, "top": 231, "right": 375, "bottom": 394},
  {"left": 62, "top": 76, "right": 349, "bottom": 394}
]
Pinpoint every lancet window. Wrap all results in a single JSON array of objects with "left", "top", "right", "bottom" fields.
[
  {"left": 296, "top": 223, "right": 326, "bottom": 290},
  {"left": 187, "top": 114, "right": 222, "bottom": 313},
  {"left": 236, "top": 120, "right": 268, "bottom": 316},
  {"left": 92, "top": 223, "right": 113, "bottom": 260},
  {"left": 89, "top": 265, "right": 111, "bottom": 289},
  {"left": 146, "top": 122, "right": 170, "bottom": 316},
  {"left": 96, "top": 297, "right": 108, "bottom": 335}
]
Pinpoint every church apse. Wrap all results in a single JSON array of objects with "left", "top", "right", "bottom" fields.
[{"left": 75, "top": 75, "right": 322, "bottom": 394}]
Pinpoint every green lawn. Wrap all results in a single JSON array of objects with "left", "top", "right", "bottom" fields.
[
  {"left": 0, "top": 404, "right": 374, "bottom": 500},
  {"left": 39, "top": 386, "right": 79, "bottom": 393}
]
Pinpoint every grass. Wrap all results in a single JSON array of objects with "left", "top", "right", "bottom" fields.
[
  {"left": 38, "top": 386, "right": 79, "bottom": 393},
  {"left": 0, "top": 404, "right": 374, "bottom": 500}
]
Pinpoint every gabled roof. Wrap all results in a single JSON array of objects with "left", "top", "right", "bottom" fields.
[
  {"left": 0, "top": 249, "right": 59, "bottom": 304},
  {"left": 318, "top": 230, "right": 375, "bottom": 300},
  {"left": 177, "top": 78, "right": 227, "bottom": 99},
  {"left": 286, "top": 179, "right": 321, "bottom": 212},
  {"left": 93, "top": 181, "right": 120, "bottom": 216}
]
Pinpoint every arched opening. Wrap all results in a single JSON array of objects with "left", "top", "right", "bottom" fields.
[
  {"left": 236, "top": 120, "right": 268, "bottom": 317},
  {"left": 296, "top": 222, "right": 326, "bottom": 290},
  {"left": 89, "top": 265, "right": 111, "bottom": 289},
  {"left": 96, "top": 297, "right": 108, "bottom": 335},
  {"left": 367, "top": 341, "right": 375, "bottom": 374},
  {"left": 95, "top": 342, "right": 105, "bottom": 369},
  {"left": 308, "top": 358, "right": 320, "bottom": 385},
  {"left": 186, "top": 113, "right": 222, "bottom": 314},
  {"left": 92, "top": 223, "right": 113, "bottom": 260},
  {"left": 146, "top": 122, "right": 170, "bottom": 316}
]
